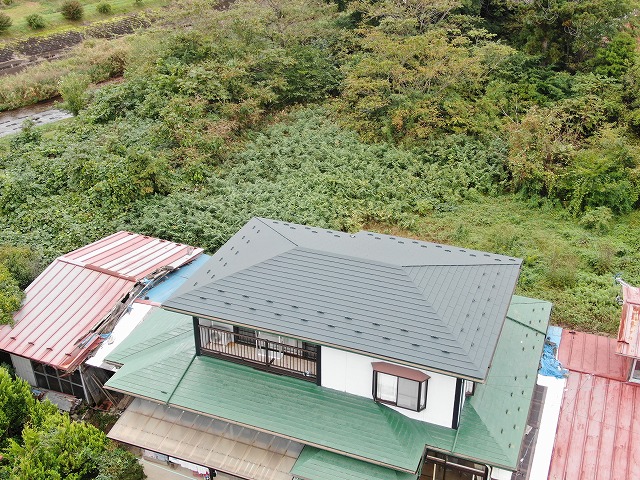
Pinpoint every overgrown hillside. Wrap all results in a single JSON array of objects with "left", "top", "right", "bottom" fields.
[{"left": 1, "top": 0, "right": 639, "bottom": 333}]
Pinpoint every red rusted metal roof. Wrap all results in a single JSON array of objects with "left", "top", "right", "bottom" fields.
[
  {"left": 549, "top": 331, "right": 640, "bottom": 480},
  {"left": 548, "top": 372, "right": 640, "bottom": 480},
  {"left": 0, "top": 232, "right": 202, "bottom": 371},
  {"left": 616, "top": 281, "right": 640, "bottom": 358},
  {"left": 558, "top": 330, "right": 631, "bottom": 381}
]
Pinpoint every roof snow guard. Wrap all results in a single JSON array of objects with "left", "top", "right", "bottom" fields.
[
  {"left": 164, "top": 218, "right": 522, "bottom": 380},
  {"left": 616, "top": 281, "right": 640, "bottom": 358},
  {"left": 0, "top": 231, "right": 203, "bottom": 371}
]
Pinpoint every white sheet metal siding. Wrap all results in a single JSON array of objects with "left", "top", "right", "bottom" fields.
[{"left": 10, "top": 354, "right": 37, "bottom": 385}]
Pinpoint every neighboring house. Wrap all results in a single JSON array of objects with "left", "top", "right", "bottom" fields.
[
  {"left": 616, "top": 280, "right": 640, "bottom": 382},
  {"left": 105, "top": 218, "right": 552, "bottom": 480},
  {"left": 549, "top": 330, "right": 640, "bottom": 479},
  {"left": 0, "top": 231, "right": 203, "bottom": 405}
]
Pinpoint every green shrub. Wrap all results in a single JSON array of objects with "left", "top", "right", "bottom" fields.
[
  {"left": 0, "top": 264, "right": 22, "bottom": 325},
  {"left": 26, "top": 13, "right": 45, "bottom": 30},
  {"left": 0, "top": 13, "right": 11, "bottom": 33},
  {"left": 58, "top": 73, "right": 90, "bottom": 115},
  {"left": 579, "top": 207, "right": 613, "bottom": 233},
  {"left": 61, "top": 0, "right": 83, "bottom": 20},
  {"left": 96, "top": 2, "right": 112, "bottom": 14},
  {"left": 1, "top": 0, "right": 13, "bottom": 6}
]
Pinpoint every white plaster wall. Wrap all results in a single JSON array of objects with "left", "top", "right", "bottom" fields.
[
  {"left": 491, "top": 467, "right": 514, "bottom": 480},
  {"left": 10, "top": 354, "right": 37, "bottom": 386},
  {"left": 321, "top": 347, "right": 458, "bottom": 428}
]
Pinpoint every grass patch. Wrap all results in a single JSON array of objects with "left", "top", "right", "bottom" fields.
[
  {"left": 0, "top": 35, "right": 131, "bottom": 111},
  {"left": 0, "top": 0, "right": 167, "bottom": 40}
]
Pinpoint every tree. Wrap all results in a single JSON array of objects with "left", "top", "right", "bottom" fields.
[
  {"left": 0, "top": 367, "right": 145, "bottom": 480},
  {"left": 513, "top": 0, "right": 634, "bottom": 69},
  {"left": 0, "top": 368, "right": 33, "bottom": 446},
  {"left": 95, "top": 444, "right": 145, "bottom": 480}
]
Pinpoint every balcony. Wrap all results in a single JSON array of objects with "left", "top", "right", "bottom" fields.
[{"left": 198, "top": 324, "right": 318, "bottom": 382}]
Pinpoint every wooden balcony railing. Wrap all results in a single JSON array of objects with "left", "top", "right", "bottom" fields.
[{"left": 198, "top": 325, "right": 318, "bottom": 382}]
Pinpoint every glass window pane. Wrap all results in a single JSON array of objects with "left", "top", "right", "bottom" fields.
[
  {"left": 32, "top": 362, "right": 45, "bottom": 374},
  {"left": 376, "top": 373, "right": 397, "bottom": 402},
  {"left": 60, "top": 379, "right": 73, "bottom": 395},
  {"left": 71, "top": 370, "right": 82, "bottom": 385},
  {"left": 34, "top": 372, "right": 48, "bottom": 390},
  {"left": 632, "top": 360, "right": 640, "bottom": 381},
  {"left": 44, "top": 365, "right": 57, "bottom": 376},
  {"left": 397, "top": 377, "right": 418, "bottom": 410},
  {"left": 72, "top": 383, "right": 85, "bottom": 399},
  {"left": 48, "top": 377, "right": 61, "bottom": 392},
  {"left": 419, "top": 380, "right": 427, "bottom": 409}
]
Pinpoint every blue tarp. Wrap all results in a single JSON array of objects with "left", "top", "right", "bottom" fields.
[
  {"left": 539, "top": 338, "right": 569, "bottom": 378},
  {"left": 143, "top": 254, "right": 210, "bottom": 303},
  {"left": 546, "top": 326, "right": 562, "bottom": 349}
]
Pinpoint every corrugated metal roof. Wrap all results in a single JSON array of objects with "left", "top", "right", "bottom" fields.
[
  {"left": 105, "top": 295, "right": 551, "bottom": 472},
  {"left": 616, "top": 281, "right": 640, "bottom": 358},
  {"left": 549, "top": 331, "right": 640, "bottom": 480},
  {"left": 548, "top": 371, "right": 640, "bottom": 480},
  {"left": 64, "top": 231, "right": 203, "bottom": 279},
  {"left": 109, "top": 398, "right": 303, "bottom": 480},
  {"left": 559, "top": 331, "right": 631, "bottom": 381},
  {"left": 0, "top": 232, "right": 202, "bottom": 371},
  {"left": 164, "top": 218, "right": 522, "bottom": 380},
  {"left": 291, "top": 446, "right": 418, "bottom": 480}
]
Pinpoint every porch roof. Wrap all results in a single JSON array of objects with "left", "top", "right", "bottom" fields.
[
  {"left": 290, "top": 446, "right": 418, "bottom": 480},
  {"left": 105, "top": 296, "right": 550, "bottom": 473}
]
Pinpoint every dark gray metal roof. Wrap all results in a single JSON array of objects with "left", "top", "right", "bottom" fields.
[{"left": 164, "top": 218, "right": 522, "bottom": 380}]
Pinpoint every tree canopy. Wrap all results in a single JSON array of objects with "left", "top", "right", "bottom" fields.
[{"left": 0, "top": 368, "right": 145, "bottom": 480}]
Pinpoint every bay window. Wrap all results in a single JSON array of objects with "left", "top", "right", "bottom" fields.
[{"left": 372, "top": 362, "right": 428, "bottom": 412}]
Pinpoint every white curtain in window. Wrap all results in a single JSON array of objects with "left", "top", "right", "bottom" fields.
[
  {"left": 397, "top": 377, "right": 419, "bottom": 410},
  {"left": 376, "top": 373, "right": 397, "bottom": 402}
]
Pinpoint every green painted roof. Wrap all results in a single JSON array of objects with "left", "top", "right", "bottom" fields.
[
  {"left": 450, "top": 295, "right": 552, "bottom": 468},
  {"left": 106, "top": 308, "right": 193, "bottom": 366},
  {"left": 105, "top": 295, "right": 551, "bottom": 473},
  {"left": 108, "top": 341, "right": 453, "bottom": 472},
  {"left": 291, "top": 446, "right": 418, "bottom": 480}
]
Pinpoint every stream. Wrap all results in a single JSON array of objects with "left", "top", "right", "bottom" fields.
[{"left": 0, "top": 100, "right": 73, "bottom": 138}]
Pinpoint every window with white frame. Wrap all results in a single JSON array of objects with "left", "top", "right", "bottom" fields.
[{"left": 372, "top": 362, "right": 428, "bottom": 412}]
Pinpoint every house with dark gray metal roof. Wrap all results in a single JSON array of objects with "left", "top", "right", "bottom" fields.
[{"left": 104, "top": 218, "right": 552, "bottom": 480}]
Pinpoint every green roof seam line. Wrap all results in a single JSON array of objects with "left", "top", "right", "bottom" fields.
[
  {"left": 166, "top": 352, "right": 197, "bottom": 406},
  {"left": 506, "top": 315, "right": 548, "bottom": 335}
]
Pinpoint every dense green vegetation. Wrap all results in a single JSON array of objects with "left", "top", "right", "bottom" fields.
[
  {"left": 0, "top": 367, "right": 145, "bottom": 479},
  {"left": 1, "top": 0, "right": 639, "bottom": 333}
]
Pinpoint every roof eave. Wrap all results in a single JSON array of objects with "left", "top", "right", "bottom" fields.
[{"left": 162, "top": 304, "right": 487, "bottom": 382}]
